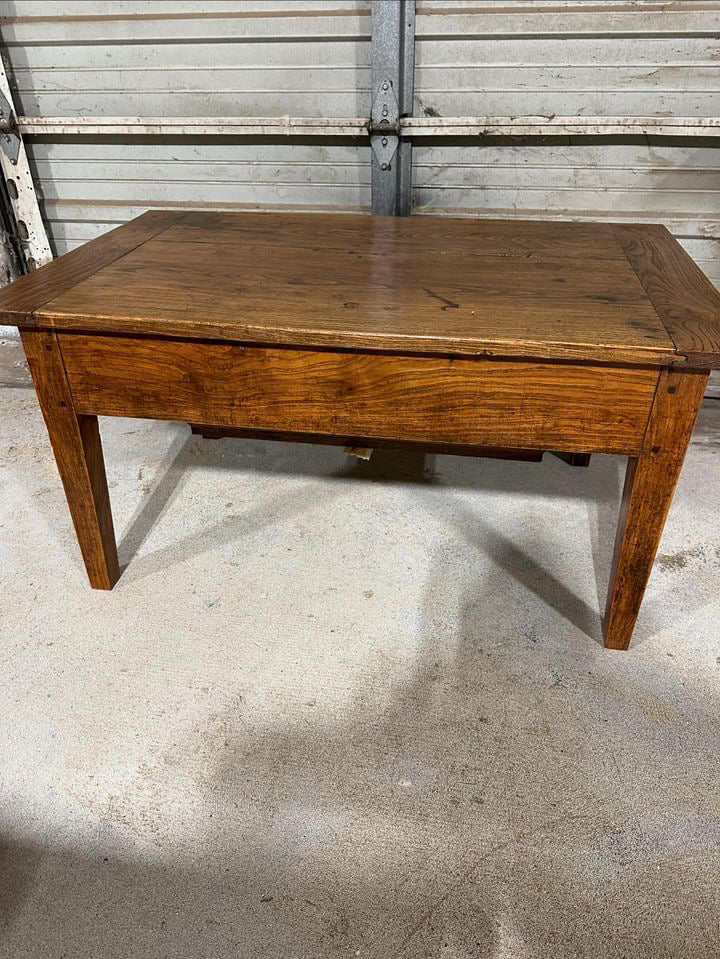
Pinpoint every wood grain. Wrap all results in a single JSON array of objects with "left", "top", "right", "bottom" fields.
[
  {"left": 58, "top": 334, "right": 660, "bottom": 455},
  {"left": 20, "top": 331, "right": 119, "bottom": 590},
  {"left": 604, "top": 367, "right": 708, "bottom": 650},
  {"left": 0, "top": 210, "right": 186, "bottom": 325},
  {"left": 5, "top": 211, "right": 717, "bottom": 365},
  {"left": 13, "top": 210, "right": 684, "bottom": 366},
  {"left": 160, "top": 210, "right": 629, "bottom": 261},
  {"left": 615, "top": 223, "right": 720, "bottom": 368}
]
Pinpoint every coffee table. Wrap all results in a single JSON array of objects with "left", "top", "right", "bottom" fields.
[{"left": 2, "top": 210, "right": 719, "bottom": 649}]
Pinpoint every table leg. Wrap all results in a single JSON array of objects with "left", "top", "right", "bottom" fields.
[
  {"left": 21, "top": 331, "right": 119, "bottom": 590},
  {"left": 604, "top": 368, "right": 708, "bottom": 649}
]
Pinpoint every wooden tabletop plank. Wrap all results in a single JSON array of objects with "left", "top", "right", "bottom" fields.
[
  {"left": 5, "top": 209, "right": 716, "bottom": 366},
  {"left": 31, "top": 214, "right": 674, "bottom": 365},
  {"left": 615, "top": 224, "right": 720, "bottom": 368},
  {"left": 158, "top": 210, "right": 629, "bottom": 262},
  {"left": 0, "top": 210, "right": 187, "bottom": 324}
]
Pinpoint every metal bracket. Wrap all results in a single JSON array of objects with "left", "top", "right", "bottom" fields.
[
  {"left": 369, "top": 78, "right": 399, "bottom": 171},
  {"left": 370, "top": 132, "right": 398, "bottom": 171},
  {"left": 370, "top": 78, "right": 399, "bottom": 135},
  {"left": 0, "top": 90, "right": 20, "bottom": 165}
]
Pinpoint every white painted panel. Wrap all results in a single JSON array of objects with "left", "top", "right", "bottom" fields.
[
  {"left": 414, "top": 33, "right": 720, "bottom": 123},
  {"left": 4, "top": 0, "right": 370, "bottom": 118},
  {"left": 414, "top": 143, "right": 720, "bottom": 214},
  {"left": 680, "top": 237, "right": 720, "bottom": 286},
  {"left": 415, "top": 1, "right": 720, "bottom": 37},
  {"left": 415, "top": 33, "right": 719, "bottom": 118},
  {"left": 7, "top": 1, "right": 368, "bottom": 12},
  {"left": 1, "top": 3, "right": 370, "bottom": 44},
  {"left": 9, "top": 46, "right": 370, "bottom": 117}
]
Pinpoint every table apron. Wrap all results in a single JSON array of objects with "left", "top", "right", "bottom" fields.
[{"left": 57, "top": 333, "right": 660, "bottom": 456}]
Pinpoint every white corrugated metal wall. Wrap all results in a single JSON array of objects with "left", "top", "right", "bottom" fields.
[{"left": 0, "top": 0, "right": 371, "bottom": 255}]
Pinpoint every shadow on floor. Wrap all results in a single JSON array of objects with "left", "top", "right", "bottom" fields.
[{"left": 115, "top": 428, "right": 625, "bottom": 645}]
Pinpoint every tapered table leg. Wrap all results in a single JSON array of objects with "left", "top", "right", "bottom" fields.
[
  {"left": 21, "top": 331, "right": 119, "bottom": 590},
  {"left": 604, "top": 368, "right": 708, "bottom": 649}
]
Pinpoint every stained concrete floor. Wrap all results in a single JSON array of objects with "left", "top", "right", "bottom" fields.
[{"left": 1, "top": 338, "right": 720, "bottom": 958}]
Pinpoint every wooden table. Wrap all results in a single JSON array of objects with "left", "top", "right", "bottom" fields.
[{"left": 3, "top": 211, "right": 719, "bottom": 649}]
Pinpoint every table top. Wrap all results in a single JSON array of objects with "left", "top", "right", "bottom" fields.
[{"left": 3, "top": 210, "right": 720, "bottom": 368}]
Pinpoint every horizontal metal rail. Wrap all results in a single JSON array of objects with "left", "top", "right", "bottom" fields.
[
  {"left": 13, "top": 116, "right": 370, "bottom": 137},
  {"left": 402, "top": 116, "right": 720, "bottom": 137},
  {"left": 5, "top": 115, "right": 720, "bottom": 138}
]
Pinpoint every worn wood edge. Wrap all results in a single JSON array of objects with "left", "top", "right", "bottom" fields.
[
  {"left": 614, "top": 223, "right": 720, "bottom": 369},
  {"left": 28, "top": 314, "right": 680, "bottom": 368},
  {"left": 188, "top": 424, "right": 547, "bottom": 461},
  {"left": 85, "top": 399, "right": 644, "bottom": 455},
  {"left": 189, "top": 424, "right": 595, "bottom": 465},
  {"left": 0, "top": 210, "right": 186, "bottom": 325},
  {"left": 20, "top": 325, "right": 677, "bottom": 371}
]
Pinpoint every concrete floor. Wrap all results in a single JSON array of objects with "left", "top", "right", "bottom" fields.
[{"left": 1, "top": 338, "right": 720, "bottom": 958}]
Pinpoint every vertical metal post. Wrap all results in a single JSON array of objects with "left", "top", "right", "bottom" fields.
[{"left": 370, "top": 0, "right": 415, "bottom": 216}]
